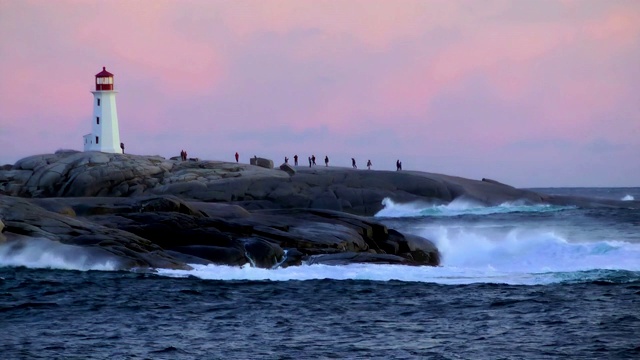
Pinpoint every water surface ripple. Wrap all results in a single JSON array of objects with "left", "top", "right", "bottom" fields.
[{"left": 1, "top": 268, "right": 639, "bottom": 359}]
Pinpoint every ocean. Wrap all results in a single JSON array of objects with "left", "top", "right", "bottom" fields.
[{"left": 1, "top": 188, "right": 639, "bottom": 359}]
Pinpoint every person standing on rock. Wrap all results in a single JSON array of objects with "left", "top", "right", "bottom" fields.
[
  {"left": 352, "top": 158, "right": 357, "bottom": 169},
  {"left": 285, "top": 156, "right": 289, "bottom": 164},
  {"left": 325, "top": 156, "right": 329, "bottom": 167},
  {"left": 308, "top": 156, "right": 312, "bottom": 167},
  {"left": 120, "top": 142, "right": 125, "bottom": 154},
  {"left": 235, "top": 152, "right": 239, "bottom": 163},
  {"left": 367, "top": 160, "right": 372, "bottom": 170},
  {"left": 312, "top": 155, "right": 316, "bottom": 166},
  {"left": 294, "top": 155, "right": 298, "bottom": 166}
]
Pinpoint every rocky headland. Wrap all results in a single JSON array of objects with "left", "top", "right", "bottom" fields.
[{"left": 1, "top": 150, "right": 637, "bottom": 271}]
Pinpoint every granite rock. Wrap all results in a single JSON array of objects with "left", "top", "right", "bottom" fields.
[{"left": 2, "top": 151, "right": 639, "bottom": 271}]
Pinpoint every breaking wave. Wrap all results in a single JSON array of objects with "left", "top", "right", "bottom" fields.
[
  {"left": 622, "top": 195, "right": 634, "bottom": 201},
  {"left": 3, "top": 195, "right": 638, "bottom": 285},
  {"left": 157, "top": 227, "right": 640, "bottom": 285},
  {"left": 374, "top": 197, "right": 574, "bottom": 218},
  {"left": 0, "top": 236, "right": 121, "bottom": 271}
]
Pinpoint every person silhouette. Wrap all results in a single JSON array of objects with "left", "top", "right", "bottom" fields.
[
  {"left": 294, "top": 154, "right": 298, "bottom": 166},
  {"left": 235, "top": 152, "right": 239, "bottom": 163},
  {"left": 367, "top": 159, "right": 372, "bottom": 170},
  {"left": 285, "top": 156, "right": 289, "bottom": 164},
  {"left": 352, "top": 158, "right": 357, "bottom": 169},
  {"left": 308, "top": 156, "right": 312, "bottom": 167},
  {"left": 312, "top": 155, "right": 316, "bottom": 166},
  {"left": 396, "top": 159, "right": 401, "bottom": 171},
  {"left": 324, "top": 156, "right": 329, "bottom": 167}
]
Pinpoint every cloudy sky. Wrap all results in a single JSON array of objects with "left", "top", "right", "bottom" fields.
[{"left": 1, "top": 0, "right": 638, "bottom": 187}]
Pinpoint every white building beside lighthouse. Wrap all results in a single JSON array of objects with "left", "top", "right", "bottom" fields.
[{"left": 83, "top": 67, "right": 122, "bottom": 153}]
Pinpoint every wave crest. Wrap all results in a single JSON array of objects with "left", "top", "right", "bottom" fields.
[
  {"left": 0, "top": 236, "right": 121, "bottom": 271},
  {"left": 376, "top": 197, "right": 573, "bottom": 218}
]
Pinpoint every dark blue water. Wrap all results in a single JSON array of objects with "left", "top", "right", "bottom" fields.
[
  {"left": 1, "top": 268, "right": 639, "bottom": 359},
  {"left": 1, "top": 187, "right": 640, "bottom": 359}
]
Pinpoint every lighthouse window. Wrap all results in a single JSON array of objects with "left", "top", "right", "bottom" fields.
[
  {"left": 96, "top": 117, "right": 100, "bottom": 125},
  {"left": 96, "top": 136, "right": 99, "bottom": 144},
  {"left": 97, "top": 98, "right": 100, "bottom": 106}
]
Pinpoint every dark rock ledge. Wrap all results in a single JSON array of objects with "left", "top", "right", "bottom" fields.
[
  {"left": 1, "top": 151, "right": 638, "bottom": 271},
  {"left": 0, "top": 194, "right": 439, "bottom": 270}
]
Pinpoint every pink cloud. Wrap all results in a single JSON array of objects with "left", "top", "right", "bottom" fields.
[
  {"left": 377, "top": 20, "right": 575, "bottom": 115},
  {"left": 219, "top": 0, "right": 463, "bottom": 51},
  {"left": 69, "top": 2, "right": 225, "bottom": 95},
  {"left": 1, "top": 0, "right": 639, "bottom": 186},
  {"left": 585, "top": 6, "right": 640, "bottom": 45},
  {"left": 0, "top": 62, "right": 87, "bottom": 124}
]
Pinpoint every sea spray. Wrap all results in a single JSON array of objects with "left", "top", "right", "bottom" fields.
[
  {"left": 159, "top": 198, "right": 640, "bottom": 285},
  {"left": 417, "top": 225, "right": 640, "bottom": 273},
  {"left": 376, "top": 197, "right": 575, "bottom": 218},
  {"left": 0, "top": 237, "right": 121, "bottom": 271},
  {"left": 3, "top": 233, "right": 637, "bottom": 285},
  {"left": 155, "top": 228, "right": 640, "bottom": 285}
]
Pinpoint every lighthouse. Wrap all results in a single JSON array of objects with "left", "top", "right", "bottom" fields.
[{"left": 83, "top": 67, "right": 122, "bottom": 153}]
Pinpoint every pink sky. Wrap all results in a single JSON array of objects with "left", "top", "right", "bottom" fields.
[{"left": 1, "top": 0, "right": 639, "bottom": 187}]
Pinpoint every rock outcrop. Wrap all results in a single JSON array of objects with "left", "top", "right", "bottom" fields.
[
  {"left": 0, "top": 194, "right": 439, "bottom": 270},
  {"left": 250, "top": 156, "right": 274, "bottom": 169},
  {"left": 2, "top": 151, "right": 638, "bottom": 271},
  {"left": 0, "top": 150, "right": 563, "bottom": 216}
]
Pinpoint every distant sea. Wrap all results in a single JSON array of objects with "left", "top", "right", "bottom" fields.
[{"left": 2, "top": 188, "right": 639, "bottom": 359}]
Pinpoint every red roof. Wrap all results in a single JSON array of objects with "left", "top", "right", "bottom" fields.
[{"left": 95, "top": 66, "right": 114, "bottom": 77}]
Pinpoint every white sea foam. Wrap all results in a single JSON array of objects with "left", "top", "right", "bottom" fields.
[
  {"left": 622, "top": 194, "right": 635, "bottom": 201},
  {"left": 375, "top": 197, "right": 574, "bottom": 218},
  {"left": 419, "top": 226, "right": 640, "bottom": 273},
  {"left": 157, "top": 227, "right": 640, "bottom": 285},
  {"left": 0, "top": 237, "right": 120, "bottom": 271},
  {"left": 3, "top": 211, "right": 638, "bottom": 285},
  {"left": 3, "top": 232, "right": 637, "bottom": 284}
]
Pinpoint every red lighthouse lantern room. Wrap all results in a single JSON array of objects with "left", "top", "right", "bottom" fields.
[{"left": 95, "top": 66, "right": 114, "bottom": 91}]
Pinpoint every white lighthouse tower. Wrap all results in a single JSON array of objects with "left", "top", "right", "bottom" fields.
[{"left": 83, "top": 67, "right": 122, "bottom": 153}]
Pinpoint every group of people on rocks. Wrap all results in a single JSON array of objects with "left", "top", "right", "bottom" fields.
[
  {"left": 180, "top": 149, "right": 188, "bottom": 161},
  {"left": 291, "top": 155, "right": 400, "bottom": 171},
  {"left": 229, "top": 151, "right": 403, "bottom": 171}
]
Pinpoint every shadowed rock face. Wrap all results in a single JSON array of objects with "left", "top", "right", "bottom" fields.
[
  {"left": 0, "top": 194, "right": 440, "bottom": 269},
  {"left": 1, "top": 151, "right": 638, "bottom": 271},
  {"left": 250, "top": 157, "right": 274, "bottom": 169}
]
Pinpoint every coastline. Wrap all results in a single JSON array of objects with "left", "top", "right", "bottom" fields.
[{"left": 1, "top": 150, "right": 638, "bottom": 271}]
